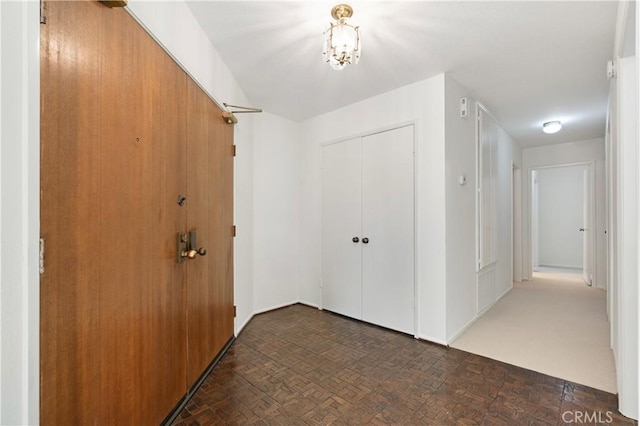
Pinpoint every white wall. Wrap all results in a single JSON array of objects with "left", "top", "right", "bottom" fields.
[
  {"left": 126, "top": 0, "right": 255, "bottom": 333},
  {"left": 607, "top": 1, "right": 639, "bottom": 419},
  {"left": 444, "top": 78, "right": 477, "bottom": 338},
  {"left": 613, "top": 54, "right": 638, "bottom": 420},
  {"left": 298, "top": 74, "right": 521, "bottom": 344},
  {"left": 536, "top": 165, "right": 586, "bottom": 268},
  {"left": 252, "top": 113, "right": 301, "bottom": 314},
  {"left": 299, "top": 75, "right": 448, "bottom": 343},
  {"left": 0, "top": 1, "right": 40, "bottom": 424},
  {"left": 522, "top": 139, "right": 606, "bottom": 289},
  {"left": 495, "top": 127, "right": 523, "bottom": 300}
]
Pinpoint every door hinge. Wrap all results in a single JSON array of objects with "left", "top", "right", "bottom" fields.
[
  {"left": 232, "top": 225, "right": 236, "bottom": 237},
  {"left": 40, "top": 0, "right": 47, "bottom": 24},
  {"left": 233, "top": 305, "right": 237, "bottom": 317},
  {"left": 232, "top": 145, "right": 237, "bottom": 157},
  {"left": 39, "top": 238, "right": 45, "bottom": 274}
]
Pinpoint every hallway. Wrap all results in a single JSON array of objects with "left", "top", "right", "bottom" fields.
[{"left": 452, "top": 268, "right": 616, "bottom": 393}]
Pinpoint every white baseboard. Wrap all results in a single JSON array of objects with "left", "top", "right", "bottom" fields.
[
  {"left": 253, "top": 300, "right": 299, "bottom": 316},
  {"left": 297, "top": 300, "right": 319, "bottom": 309},
  {"left": 447, "top": 284, "right": 514, "bottom": 345},
  {"left": 236, "top": 313, "right": 254, "bottom": 336}
]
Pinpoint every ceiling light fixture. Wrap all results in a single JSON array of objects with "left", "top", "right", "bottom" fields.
[
  {"left": 542, "top": 121, "right": 562, "bottom": 134},
  {"left": 323, "top": 4, "right": 361, "bottom": 70}
]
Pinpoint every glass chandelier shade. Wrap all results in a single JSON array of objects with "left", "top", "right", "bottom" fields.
[{"left": 323, "top": 4, "right": 361, "bottom": 71}]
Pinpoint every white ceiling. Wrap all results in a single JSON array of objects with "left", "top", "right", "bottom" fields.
[{"left": 185, "top": 1, "right": 618, "bottom": 147}]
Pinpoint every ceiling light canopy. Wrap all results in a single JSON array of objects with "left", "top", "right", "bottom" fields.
[
  {"left": 323, "top": 4, "right": 361, "bottom": 71},
  {"left": 542, "top": 120, "right": 562, "bottom": 134}
]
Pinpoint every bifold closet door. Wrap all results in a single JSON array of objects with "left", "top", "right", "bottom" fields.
[
  {"left": 321, "top": 126, "right": 414, "bottom": 334},
  {"left": 361, "top": 126, "right": 415, "bottom": 335},
  {"left": 321, "top": 138, "right": 362, "bottom": 319}
]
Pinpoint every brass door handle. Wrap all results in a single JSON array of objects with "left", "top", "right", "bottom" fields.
[
  {"left": 178, "top": 231, "right": 207, "bottom": 262},
  {"left": 182, "top": 249, "right": 197, "bottom": 259}
]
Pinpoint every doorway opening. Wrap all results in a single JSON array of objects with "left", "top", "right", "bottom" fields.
[{"left": 530, "top": 163, "right": 595, "bottom": 286}]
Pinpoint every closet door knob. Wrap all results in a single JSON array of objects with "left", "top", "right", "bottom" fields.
[
  {"left": 352, "top": 237, "right": 359, "bottom": 243},
  {"left": 362, "top": 237, "right": 369, "bottom": 244}
]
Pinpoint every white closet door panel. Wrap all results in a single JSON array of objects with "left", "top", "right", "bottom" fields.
[
  {"left": 321, "top": 138, "right": 362, "bottom": 319},
  {"left": 361, "top": 126, "right": 415, "bottom": 334}
]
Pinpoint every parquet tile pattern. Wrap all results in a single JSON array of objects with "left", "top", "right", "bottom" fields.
[{"left": 172, "top": 304, "right": 636, "bottom": 425}]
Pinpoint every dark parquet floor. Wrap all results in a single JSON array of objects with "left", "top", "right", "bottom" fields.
[{"left": 172, "top": 304, "right": 636, "bottom": 425}]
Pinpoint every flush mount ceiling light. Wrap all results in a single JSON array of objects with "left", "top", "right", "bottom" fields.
[
  {"left": 323, "top": 4, "right": 361, "bottom": 70},
  {"left": 542, "top": 121, "right": 562, "bottom": 134}
]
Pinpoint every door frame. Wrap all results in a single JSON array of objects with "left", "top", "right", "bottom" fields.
[
  {"left": 526, "top": 161, "right": 596, "bottom": 283},
  {"left": 512, "top": 164, "right": 523, "bottom": 282}
]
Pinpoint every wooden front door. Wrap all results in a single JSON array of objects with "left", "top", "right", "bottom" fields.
[
  {"left": 185, "top": 78, "right": 235, "bottom": 386},
  {"left": 40, "top": 1, "right": 234, "bottom": 423}
]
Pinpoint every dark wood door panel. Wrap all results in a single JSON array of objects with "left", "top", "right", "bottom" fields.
[
  {"left": 185, "top": 79, "right": 235, "bottom": 387},
  {"left": 185, "top": 78, "right": 212, "bottom": 385},
  {"left": 41, "top": 1, "right": 233, "bottom": 423},
  {"left": 209, "top": 102, "right": 235, "bottom": 356},
  {"left": 99, "top": 5, "right": 188, "bottom": 423},
  {"left": 40, "top": 1, "right": 104, "bottom": 423},
  {"left": 41, "top": 1, "right": 188, "bottom": 424}
]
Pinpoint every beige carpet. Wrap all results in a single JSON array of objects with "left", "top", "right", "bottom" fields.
[{"left": 451, "top": 268, "right": 617, "bottom": 393}]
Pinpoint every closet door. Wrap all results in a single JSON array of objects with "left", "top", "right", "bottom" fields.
[
  {"left": 361, "top": 126, "right": 415, "bottom": 334},
  {"left": 321, "top": 138, "right": 362, "bottom": 319},
  {"left": 362, "top": 126, "right": 415, "bottom": 334}
]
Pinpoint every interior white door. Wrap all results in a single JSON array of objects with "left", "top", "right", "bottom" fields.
[
  {"left": 361, "top": 126, "right": 415, "bottom": 334},
  {"left": 321, "top": 138, "right": 363, "bottom": 319}
]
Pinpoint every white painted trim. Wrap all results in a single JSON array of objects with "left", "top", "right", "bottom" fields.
[
  {"left": 237, "top": 302, "right": 319, "bottom": 335},
  {"left": 0, "top": 1, "right": 40, "bottom": 423},
  {"left": 525, "top": 161, "right": 599, "bottom": 285},
  {"left": 615, "top": 55, "right": 638, "bottom": 420},
  {"left": 613, "top": 0, "right": 631, "bottom": 59},
  {"left": 512, "top": 165, "right": 523, "bottom": 281},
  {"left": 297, "top": 301, "right": 319, "bottom": 309},
  {"left": 236, "top": 314, "right": 254, "bottom": 336},
  {"left": 252, "top": 301, "right": 299, "bottom": 316}
]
